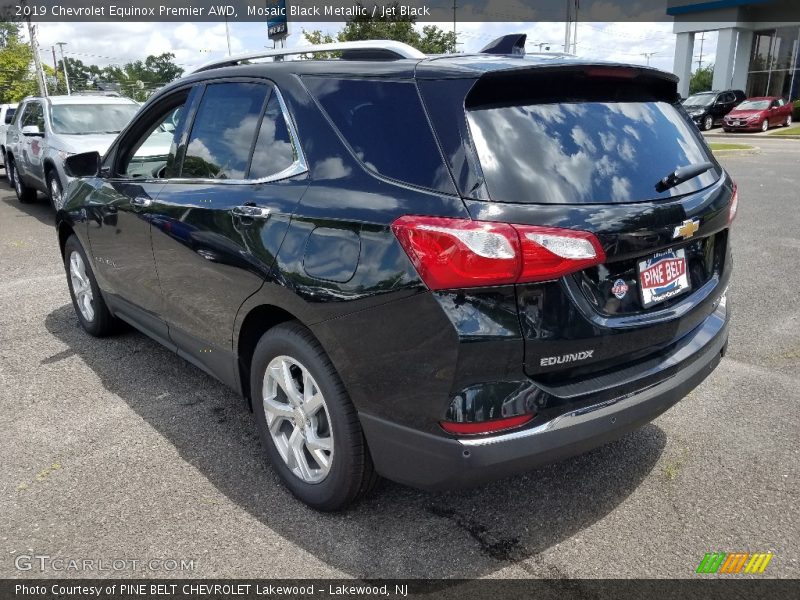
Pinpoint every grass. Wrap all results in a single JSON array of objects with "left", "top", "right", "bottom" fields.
[
  {"left": 768, "top": 126, "right": 800, "bottom": 136},
  {"left": 708, "top": 142, "right": 753, "bottom": 151}
]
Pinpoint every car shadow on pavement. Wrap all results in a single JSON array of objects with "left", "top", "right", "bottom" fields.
[
  {"left": 45, "top": 304, "right": 666, "bottom": 579},
  {"left": 0, "top": 182, "right": 54, "bottom": 227}
]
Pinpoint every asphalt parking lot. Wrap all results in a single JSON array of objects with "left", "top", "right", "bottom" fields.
[{"left": 1, "top": 138, "right": 798, "bottom": 579}]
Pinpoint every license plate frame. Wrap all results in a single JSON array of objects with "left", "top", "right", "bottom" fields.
[{"left": 637, "top": 247, "right": 691, "bottom": 308}]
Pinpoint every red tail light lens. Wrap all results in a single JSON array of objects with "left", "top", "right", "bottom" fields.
[
  {"left": 728, "top": 183, "right": 739, "bottom": 224},
  {"left": 391, "top": 216, "right": 605, "bottom": 290},
  {"left": 440, "top": 414, "right": 534, "bottom": 436}
]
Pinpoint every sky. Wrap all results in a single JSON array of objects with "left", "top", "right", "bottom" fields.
[{"left": 26, "top": 20, "right": 719, "bottom": 80}]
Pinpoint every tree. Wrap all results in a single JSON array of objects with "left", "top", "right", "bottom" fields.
[
  {"left": 55, "top": 56, "right": 105, "bottom": 94},
  {"left": 99, "top": 53, "right": 184, "bottom": 101},
  {"left": 0, "top": 21, "right": 39, "bottom": 102},
  {"left": 689, "top": 64, "right": 714, "bottom": 95},
  {"left": 303, "top": 2, "right": 456, "bottom": 55}
]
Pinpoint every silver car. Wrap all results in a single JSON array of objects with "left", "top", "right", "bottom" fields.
[
  {"left": 5, "top": 94, "right": 172, "bottom": 209},
  {"left": 0, "top": 102, "right": 18, "bottom": 174}
]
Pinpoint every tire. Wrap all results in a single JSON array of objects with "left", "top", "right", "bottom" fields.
[
  {"left": 64, "top": 235, "right": 118, "bottom": 337},
  {"left": 10, "top": 159, "right": 36, "bottom": 203},
  {"left": 46, "top": 169, "right": 64, "bottom": 210},
  {"left": 251, "top": 322, "right": 377, "bottom": 511},
  {"left": 4, "top": 152, "right": 12, "bottom": 185},
  {"left": 723, "top": 128, "right": 731, "bottom": 133},
  {"left": 703, "top": 115, "right": 713, "bottom": 131},
  {"left": 785, "top": 115, "right": 793, "bottom": 127},
  {"left": 761, "top": 119, "right": 769, "bottom": 132}
]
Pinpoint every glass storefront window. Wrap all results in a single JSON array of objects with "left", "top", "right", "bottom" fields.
[{"left": 746, "top": 26, "right": 800, "bottom": 100}]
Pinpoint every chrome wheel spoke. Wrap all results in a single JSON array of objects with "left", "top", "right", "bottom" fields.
[
  {"left": 262, "top": 355, "right": 334, "bottom": 484},
  {"left": 69, "top": 251, "right": 94, "bottom": 322}
]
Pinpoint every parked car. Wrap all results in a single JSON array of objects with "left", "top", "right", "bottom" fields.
[
  {"left": 55, "top": 35, "right": 734, "bottom": 511},
  {"left": 0, "top": 102, "right": 18, "bottom": 175},
  {"left": 5, "top": 94, "right": 170, "bottom": 209},
  {"left": 682, "top": 89, "right": 746, "bottom": 130},
  {"left": 723, "top": 96, "right": 794, "bottom": 132}
]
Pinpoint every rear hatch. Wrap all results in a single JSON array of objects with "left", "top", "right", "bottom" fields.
[{"left": 418, "top": 62, "right": 734, "bottom": 380}]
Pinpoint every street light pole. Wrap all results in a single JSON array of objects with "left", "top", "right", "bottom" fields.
[{"left": 56, "top": 42, "right": 71, "bottom": 95}]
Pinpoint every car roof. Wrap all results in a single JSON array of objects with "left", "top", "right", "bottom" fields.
[
  {"left": 20, "top": 95, "right": 137, "bottom": 106},
  {"left": 746, "top": 96, "right": 776, "bottom": 100},
  {"left": 162, "top": 53, "right": 676, "bottom": 94}
]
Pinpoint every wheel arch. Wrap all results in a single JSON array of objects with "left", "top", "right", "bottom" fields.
[{"left": 236, "top": 303, "right": 304, "bottom": 410}]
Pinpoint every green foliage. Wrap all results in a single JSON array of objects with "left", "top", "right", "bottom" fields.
[
  {"left": 794, "top": 100, "right": 800, "bottom": 120},
  {"left": 0, "top": 21, "right": 40, "bottom": 102},
  {"left": 100, "top": 53, "right": 184, "bottom": 101},
  {"left": 302, "top": 2, "right": 456, "bottom": 56},
  {"left": 689, "top": 64, "right": 714, "bottom": 95}
]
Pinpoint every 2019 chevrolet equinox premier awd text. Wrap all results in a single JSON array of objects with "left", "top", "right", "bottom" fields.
[{"left": 55, "top": 36, "right": 734, "bottom": 511}]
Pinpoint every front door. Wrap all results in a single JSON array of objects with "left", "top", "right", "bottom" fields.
[
  {"left": 85, "top": 87, "right": 196, "bottom": 344},
  {"left": 150, "top": 80, "right": 308, "bottom": 384}
]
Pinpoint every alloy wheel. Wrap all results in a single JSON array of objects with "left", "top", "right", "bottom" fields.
[
  {"left": 761, "top": 119, "right": 769, "bottom": 132},
  {"left": 13, "top": 165, "right": 23, "bottom": 198},
  {"left": 704, "top": 116, "right": 713, "bottom": 130},
  {"left": 786, "top": 115, "right": 793, "bottom": 127},
  {"left": 50, "top": 177, "right": 62, "bottom": 210},
  {"left": 69, "top": 251, "right": 95, "bottom": 322},
  {"left": 262, "top": 355, "right": 334, "bottom": 483}
]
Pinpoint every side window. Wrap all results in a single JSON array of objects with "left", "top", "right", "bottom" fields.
[
  {"left": 248, "top": 91, "right": 296, "bottom": 180},
  {"left": 181, "top": 82, "right": 269, "bottom": 180},
  {"left": 22, "top": 102, "right": 44, "bottom": 130},
  {"left": 304, "top": 77, "right": 453, "bottom": 193},
  {"left": 4, "top": 108, "right": 15, "bottom": 125},
  {"left": 118, "top": 89, "right": 193, "bottom": 179}
]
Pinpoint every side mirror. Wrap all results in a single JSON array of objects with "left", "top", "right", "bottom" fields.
[
  {"left": 21, "top": 125, "right": 43, "bottom": 136},
  {"left": 64, "top": 151, "right": 101, "bottom": 178}
]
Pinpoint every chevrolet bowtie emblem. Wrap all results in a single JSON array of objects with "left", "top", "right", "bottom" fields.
[{"left": 673, "top": 219, "right": 700, "bottom": 239}]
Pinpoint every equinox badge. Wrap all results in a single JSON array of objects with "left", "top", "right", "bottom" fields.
[
  {"left": 673, "top": 218, "right": 700, "bottom": 240},
  {"left": 540, "top": 350, "right": 594, "bottom": 367}
]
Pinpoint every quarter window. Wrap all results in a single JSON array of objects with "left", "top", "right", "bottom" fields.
[
  {"left": 181, "top": 82, "right": 269, "bottom": 180},
  {"left": 304, "top": 77, "right": 452, "bottom": 193}
]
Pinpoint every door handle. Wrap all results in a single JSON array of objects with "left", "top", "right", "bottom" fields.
[
  {"left": 130, "top": 196, "right": 152, "bottom": 210},
  {"left": 231, "top": 205, "right": 271, "bottom": 219}
]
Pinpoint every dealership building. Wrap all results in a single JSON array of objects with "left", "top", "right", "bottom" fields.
[{"left": 670, "top": 0, "right": 800, "bottom": 99}]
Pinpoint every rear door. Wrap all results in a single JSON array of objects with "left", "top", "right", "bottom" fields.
[
  {"left": 150, "top": 79, "right": 308, "bottom": 383},
  {"left": 419, "top": 65, "right": 733, "bottom": 377}
]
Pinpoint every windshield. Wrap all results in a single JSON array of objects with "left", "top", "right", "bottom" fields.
[
  {"left": 466, "top": 100, "right": 718, "bottom": 204},
  {"left": 682, "top": 94, "right": 715, "bottom": 107},
  {"left": 735, "top": 100, "right": 770, "bottom": 110},
  {"left": 51, "top": 103, "right": 139, "bottom": 135}
]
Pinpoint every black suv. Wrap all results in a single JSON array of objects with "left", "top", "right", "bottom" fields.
[
  {"left": 682, "top": 89, "right": 746, "bottom": 130},
  {"left": 56, "top": 36, "right": 734, "bottom": 511}
]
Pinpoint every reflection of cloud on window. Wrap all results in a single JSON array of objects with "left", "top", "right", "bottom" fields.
[
  {"left": 611, "top": 176, "right": 632, "bottom": 201},
  {"left": 623, "top": 125, "right": 640, "bottom": 141},
  {"left": 571, "top": 126, "right": 597, "bottom": 153},
  {"left": 619, "top": 140, "right": 636, "bottom": 162},
  {"left": 599, "top": 131, "right": 617, "bottom": 152}
]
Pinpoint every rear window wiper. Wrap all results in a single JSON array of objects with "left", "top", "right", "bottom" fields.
[{"left": 655, "top": 161, "right": 715, "bottom": 192}]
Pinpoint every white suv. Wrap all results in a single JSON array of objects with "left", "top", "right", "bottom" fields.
[{"left": 1, "top": 102, "right": 18, "bottom": 175}]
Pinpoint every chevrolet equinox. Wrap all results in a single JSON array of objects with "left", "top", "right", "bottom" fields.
[{"left": 56, "top": 36, "right": 734, "bottom": 510}]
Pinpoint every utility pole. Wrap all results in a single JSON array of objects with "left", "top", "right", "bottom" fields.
[
  {"left": 696, "top": 31, "right": 706, "bottom": 70},
  {"left": 56, "top": 42, "right": 71, "bottom": 95},
  {"left": 25, "top": 18, "right": 47, "bottom": 96},
  {"left": 564, "top": 0, "right": 573, "bottom": 54},
  {"left": 225, "top": 16, "right": 232, "bottom": 56},
  {"left": 572, "top": 0, "right": 578, "bottom": 54},
  {"left": 452, "top": 0, "right": 457, "bottom": 47},
  {"left": 641, "top": 52, "right": 657, "bottom": 66}
]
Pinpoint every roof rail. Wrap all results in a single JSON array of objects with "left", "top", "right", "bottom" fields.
[{"left": 193, "top": 40, "right": 425, "bottom": 73}]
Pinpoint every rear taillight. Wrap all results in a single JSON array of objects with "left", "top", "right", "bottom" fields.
[
  {"left": 728, "top": 183, "right": 739, "bottom": 224},
  {"left": 440, "top": 414, "right": 534, "bottom": 436},
  {"left": 391, "top": 216, "right": 605, "bottom": 290}
]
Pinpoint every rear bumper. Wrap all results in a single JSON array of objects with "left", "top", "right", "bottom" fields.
[{"left": 361, "top": 301, "right": 728, "bottom": 490}]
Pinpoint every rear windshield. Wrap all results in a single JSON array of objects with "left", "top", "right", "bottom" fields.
[{"left": 467, "top": 101, "right": 718, "bottom": 204}]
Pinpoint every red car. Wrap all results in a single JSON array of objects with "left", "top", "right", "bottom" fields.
[{"left": 723, "top": 96, "right": 794, "bottom": 132}]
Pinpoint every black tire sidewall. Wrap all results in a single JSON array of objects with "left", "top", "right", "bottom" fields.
[
  {"left": 64, "top": 235, "right": 114, "bottom": 337},
  {"left": 250, "top": 324, "right": 366, "bottom": 511},
  {"left": 47, "top": 170, "right": 63, "bottom": 210}
]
